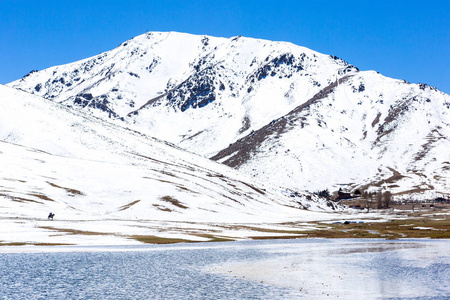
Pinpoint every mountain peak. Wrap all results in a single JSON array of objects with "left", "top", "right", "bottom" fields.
[{"left": 7, "top": 32, "right": 449, "bottom": 199}]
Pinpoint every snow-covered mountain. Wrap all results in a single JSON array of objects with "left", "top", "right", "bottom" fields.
[
  {"left": 213, "top": 73, "right": 450, "bottom": 197},
  {"left": 9, "top": 31, "right": 450, "bottom": 198},
  {"left": 9, "top": 32, "right": 356, "bottom": 154}
]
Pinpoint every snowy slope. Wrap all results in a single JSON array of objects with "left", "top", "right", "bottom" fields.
[
  {"left": 212, "top": 72, "right": 450, "bottom": 198},
  {"left": 1, "top": 83, "right": 341, "bottom": 221},
  {"left": 1, "top": 84, "right": 348, "bottom": 245},
  {"left": 8, "top": 31, "right": 450, "bottom": 198}
]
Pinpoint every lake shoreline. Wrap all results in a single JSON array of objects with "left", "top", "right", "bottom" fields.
[{"left": 1, "top": 207, "right": 448, "bottom": 247}]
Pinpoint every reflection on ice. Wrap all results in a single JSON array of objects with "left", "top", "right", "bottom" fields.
[
  {"left": 328, "top": 241, "right": 427, "bottom": 255},
  {"left": 211, "top": 239, "right": 450, "bottom": 299}
]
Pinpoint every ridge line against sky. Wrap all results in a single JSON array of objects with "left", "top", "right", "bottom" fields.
[{"left": 1, "top": 0, "right": 449, "bottom": 94}]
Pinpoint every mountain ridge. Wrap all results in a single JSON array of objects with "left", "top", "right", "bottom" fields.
[{"left": 8, "top": 31, "right": 450, "bottom": 199}]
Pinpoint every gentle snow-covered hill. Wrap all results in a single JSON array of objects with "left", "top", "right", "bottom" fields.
[
  {"left": 9, "top": 31, "right": 450, "bottom": 198},
  {"left": 1, "top": 84, "right": 344, "bottom": 245},
  {"left": 0, "top": 84, "right": 336, "bottom": 220}
]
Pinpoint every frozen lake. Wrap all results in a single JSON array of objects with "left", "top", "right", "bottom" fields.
[{"left": 0, "top": 239, "right": 449, "bottom": 299}]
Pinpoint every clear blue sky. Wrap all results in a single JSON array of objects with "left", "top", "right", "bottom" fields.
[{"left": 1, "top": 0, "right": 449, "bottom": 93}]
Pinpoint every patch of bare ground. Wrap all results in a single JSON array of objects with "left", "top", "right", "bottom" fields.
[
  {"left": 229, "top": 225, "right": 315, "bottom": 235},
  {"left": 39, "top": 226, "right": 110, "bottom": 236},
  {"left": 371, "top": 112, "right": 382, "bottom": 128},
  {"left": 392, "top": 184, "right": 435, "bottom": 195},
  {"left": 126, "top": 93, "right": 168, "bottom": 117},
  {"left": 206, "top": 173, "right": 224, "bottom": 178},
  {"left": 385, "top": 167, "right": 407, "bottom": 183},
  {"left": 14, "top": 198, "right": 43, "bottom": 204},
  {"left": 413, "top": 128, "right": 447, "bottom": 161},
  {"left": 176, "top": 185, "right": 199, "bottom": 194},
  {"left": 3, "top": 178, "right": 26, "bottom": 183},
  {"left": 160, "top": 196, "right": 188, "bottom": 209},
  {"left": 156, "top": 179, "right": 175, "bottom": 184},
  {"left": 219, "top": 193, "right": 243, "bottom": 205},
  {"left": 131, "top": 235, "right": 195, "bottom": 244},
  {"left": 47, "top": 182, "right": 84, "bottom": 196},
  {"left": 442, "top": 162, "right": 450, "bottom": 171},
  {"left": 0, "top": 193, "right": 44, "bottom": 204},
  {"left": 27, "top": 193, "right": 54, "bottom": 202},
  {"left": 214, "top": 209, "right": 449, "bottom": 240},
  {"left": 128, "top": 152, "right": 181, "bottom": 169},
  {"left": 118, "top": 200, "right": 140, "bottom": 211},
  {"left": 192, "top": 234, "right": 236, "bottom": 242},
  {"left": 249, "top": 235, "right": 307, "bottom": 240},
  {"left": 302, "top": 212, "right": 450, "bottom": 239},
  {"left": 239, "top": 181, "right": 265, "bottom": 195},
  {"left": 0, "top": 242, "right": 28, "bottom": 246},
  {"left": 358, "top": 167, "right": 406, "bottom": 191},
  {"left": 237, "top": 116, "right": 251, "bottom": 135},
  {"left": 180, "top": 130, "right": 204, "bottom": 142},
  {"left": 0, "top": 242, "right": 73, "bottom": 246},
  {"left": 152, "top": 204, "right": 172, "bottom": 212}
]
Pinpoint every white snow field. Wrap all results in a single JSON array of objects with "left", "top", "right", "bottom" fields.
[{"left": 0, "top": 84, "right": 353, "bottom": 246}]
